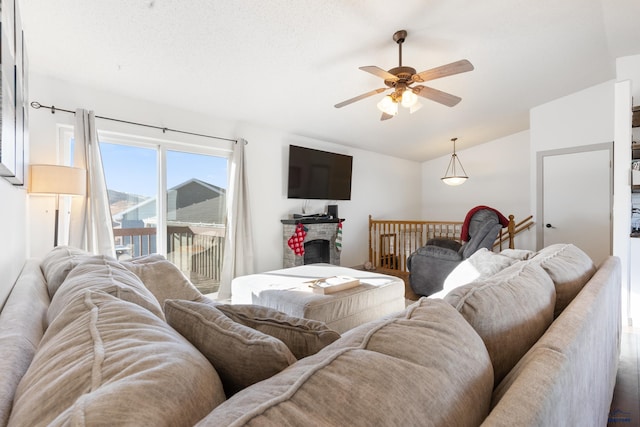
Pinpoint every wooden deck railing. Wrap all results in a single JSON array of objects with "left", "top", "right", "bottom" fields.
[
  {"left": 368, "top": 214, "right": 534, "bottom": 274},
  {"left": 112, "top": 226, "right": 225, "bottom": 289}
]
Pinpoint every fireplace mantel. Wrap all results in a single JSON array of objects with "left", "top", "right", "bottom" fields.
[{"left": 280, "top": 218, "right": 343, "bottom": 225}]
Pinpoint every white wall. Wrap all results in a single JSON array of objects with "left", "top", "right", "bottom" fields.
[
  {"left": 0, "top": 178, "right": 27, "bottom": 307},
  {"left": 28, "top": 74, "right": 422, "bottom": 273},
  {"left": 616, "top": 54, "right": 640, "bottom": 325},
  {"left": 530, "top": 80, "right": 616, "bottom": 243},
  {"left": 529, "top": 78, "right": 637, "bottom": 322},
  {"left": 617, "top": 55, "right": 640, "bottom": 99},
  {"left": 234, "top": 124, "right": 423, "bottom": 271},
  {"left": 420, "top": 130, "right": 535, "bottom": 250},
  {"left": 530, "top": 81, "right": 615, "bottom": 153}
]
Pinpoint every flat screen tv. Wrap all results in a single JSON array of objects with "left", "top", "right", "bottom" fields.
[{"left": 287, "top": 145, "right": 353, "bottom": 200}]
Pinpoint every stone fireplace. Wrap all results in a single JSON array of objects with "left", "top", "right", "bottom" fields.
[{"left": 281, "top": 219, "right": 342, "bottom": 268}]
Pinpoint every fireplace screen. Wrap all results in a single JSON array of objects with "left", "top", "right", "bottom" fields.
[{"left": 304, "top": 239, "right": 331, "bottom": 264}]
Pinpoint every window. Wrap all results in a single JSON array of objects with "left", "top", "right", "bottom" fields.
[
  {"left": 164, "top": 150, "right": 228, "bottom": 293},
  {"left": 67, "top": 130, "right": 230, "bottom": 294}
]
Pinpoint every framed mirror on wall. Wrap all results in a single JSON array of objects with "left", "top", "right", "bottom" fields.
[{"left": 0, "top": 0, "right": 27, "bottom": 186}]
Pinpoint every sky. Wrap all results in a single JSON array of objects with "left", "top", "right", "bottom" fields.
[{"left": 99, "top": 142, "right": 228, "bottom": 197}]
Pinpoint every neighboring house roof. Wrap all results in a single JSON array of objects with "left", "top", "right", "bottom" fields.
[{"left": 113, "top": 178, "right": 226, "bottom": 226}]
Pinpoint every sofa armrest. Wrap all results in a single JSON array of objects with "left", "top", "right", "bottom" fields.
[
  {"left": 485, "top": 256, "right": 621, "bottom": 426},
  {"left": 0, "top": 260, "right": 50, "bottom": 425}
]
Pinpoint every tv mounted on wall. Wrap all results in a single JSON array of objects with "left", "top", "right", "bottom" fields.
[{"left": 287, "top": 145, "right": 353, "bottom": 200}]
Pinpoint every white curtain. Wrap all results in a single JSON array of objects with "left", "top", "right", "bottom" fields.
[
  {"left": 218, "top": 139, "right": 254, "bottom": 300},
  {"left": 69, "top": 109, "right": 116, "bottom": 258}
]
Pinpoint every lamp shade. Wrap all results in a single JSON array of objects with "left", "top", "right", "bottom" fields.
[
  {"left": 441, "top": 175, "right": 468, "bottom": 186},
  {"left": 29, "top": 165, "right": 87, "bottom": 195}
]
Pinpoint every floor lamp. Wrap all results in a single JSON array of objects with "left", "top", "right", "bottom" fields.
[{"left": 29, "top": 165, "right": 87, "bottom": 247}]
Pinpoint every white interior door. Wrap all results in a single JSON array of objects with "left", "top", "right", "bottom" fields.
[{"left": 540, "top": 146, "right": 612, "bottom": 266}]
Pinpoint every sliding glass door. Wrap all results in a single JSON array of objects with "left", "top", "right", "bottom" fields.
[{"left": 98, "top": 138, "right": 229, "bottom": 294}]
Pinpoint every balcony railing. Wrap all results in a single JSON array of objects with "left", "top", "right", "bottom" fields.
[{"left": 113, "top": 225, "right": 225, "bottom": 293}]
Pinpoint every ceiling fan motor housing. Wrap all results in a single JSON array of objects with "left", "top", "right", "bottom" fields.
[{"left": 384, "top": 66, "right": 417, "bottom": 87}]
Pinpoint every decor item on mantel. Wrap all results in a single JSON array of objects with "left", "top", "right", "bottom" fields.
[
  {"left": 441, "top": 137, "right": 468, "bottom": 186},
  {"left": 334, "top": 29, "right": 474, "bottom": 121},
  {"left": 28, "top": 164, "right": 87, "bottom": 247}
]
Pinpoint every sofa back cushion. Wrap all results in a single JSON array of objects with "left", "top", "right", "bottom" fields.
[
  {"left": 9, "top": 290, "right": 225, "bottom": 427},
  {"left": 121, "top": 255, "right": 206, "bottom": 308},
  {"left": 165, "top": 300, "right": 297, "bottom": 397},
  {"left": 46, "top": 256, "right": 164, "bottom": 326},
  {"left": 433, "top": 248, "right": 518, "bottom": 298},
  {"left": 529, "top": 243, "right": 596, "bottom": 317},
  {"left": 197, "top": 298, "right": 494, "bottom": 427},
  {"left": 39, "top": 246, "right": 91, "bottom": 298},
  {"left": 445, "top": 261, "right": 556, "bottom": 386}
]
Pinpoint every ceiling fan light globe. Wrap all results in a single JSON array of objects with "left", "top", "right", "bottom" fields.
[
  {"left": 401, "top": 89, "right": 418, "bottom": 108},
  {"left": 377, "top": 95, "right": 398, "bottom": 115}
]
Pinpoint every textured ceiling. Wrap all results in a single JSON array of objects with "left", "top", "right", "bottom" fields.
[{"left": 20, "top": 0, "right": 640, "bottom": 161}]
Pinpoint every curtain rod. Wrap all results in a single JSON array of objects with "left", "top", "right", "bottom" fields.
[{"left": 30, "top": 101, "right": 241, "bottom": 144}]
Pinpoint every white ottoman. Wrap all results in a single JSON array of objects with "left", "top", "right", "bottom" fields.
[{"left": 231, "top": 264, "right": 406, "bottom": 333}]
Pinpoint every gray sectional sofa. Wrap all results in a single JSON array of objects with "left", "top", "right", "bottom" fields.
[{"left": 0, "top": 243, "right": 621, "bottom": 426}]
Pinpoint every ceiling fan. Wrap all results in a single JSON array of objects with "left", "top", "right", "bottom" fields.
[{"left": 334, "top": 30, "right": 474, "bottom": 121}]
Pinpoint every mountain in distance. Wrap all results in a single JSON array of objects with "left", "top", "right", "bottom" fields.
[{"left": 108, "top": 189, "right": 149, "bottom": 217}]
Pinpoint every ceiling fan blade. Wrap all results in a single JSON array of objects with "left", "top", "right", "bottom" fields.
[
  {"left": 412, "top": 59, "right": 474, "bottom": 83},
  {"left": 359, "top": 66, "right": 398, "bottom": 82},
  {"left": 380, "top": 112, "right": 394, "bottom": 121},
  {"left": 334, "top": 88, "right": 387, "bottom": 108},
  {"left": 413, "top": 85, "right": 462, "bottom": 107}
]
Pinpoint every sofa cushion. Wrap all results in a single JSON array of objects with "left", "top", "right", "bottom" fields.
[
  {"left": 197, "top": 298, "right": 494, "bottom": 427},
  {"left": 530, "top": 243, "right": 596, "bottom": 317},
  {"left": 46, "top": 256, "right": 164, "bottom": 326},
  {"left": 499, "top": 248, "right": 536, "bottom": 261},
  {"left": 165, "top": 299, "right": 297, "bottom": 397},
  {"left": 444, "top": 261, "right": 556, "bottom": 386},
  {"left": 213, "top": 303, "right": 340, "bottom": 359},
  {"left": 39, "top": 245, "right": 91, "bottom": 298},
  {"left": 431, "top": 248, "right": 518, "bottom": 298},
  {"left": 121, "top": 255, "right": 206, "bottom": 307},
  {"left": 9, "top": 290, "right": 225, "bottom": 427}
]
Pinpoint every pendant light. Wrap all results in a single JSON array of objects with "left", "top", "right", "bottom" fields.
[{"left": 441, "top": 137, "right": 468, "bottom": 186}]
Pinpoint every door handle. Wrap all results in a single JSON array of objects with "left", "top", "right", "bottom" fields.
[{"left": 545, "top": 224, "right": 555, "bottom": 229}]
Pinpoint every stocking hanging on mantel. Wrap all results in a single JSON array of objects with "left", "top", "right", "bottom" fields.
[
  {"left": 288, "top": 223, "right": 307, "bottom": 256},
  {"left": 335, "top": 222, "right": 343, "bottom": 252}
]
